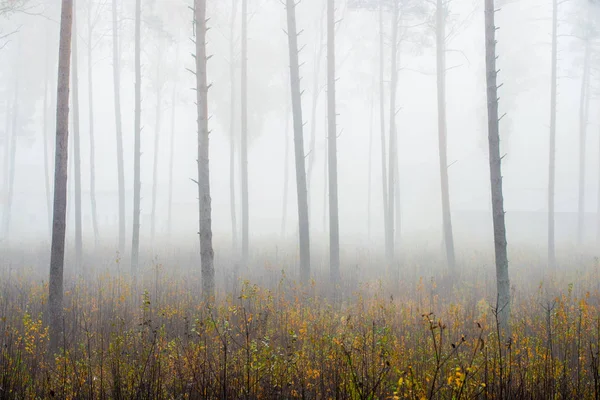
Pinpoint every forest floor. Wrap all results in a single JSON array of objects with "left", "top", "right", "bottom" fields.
[{"left": 1, "top": 245, "right": 599, "bottom": 399}]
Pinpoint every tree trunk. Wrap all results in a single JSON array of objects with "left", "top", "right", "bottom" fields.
[
  {"left": 131, "top": 0, "right": 142, "bottom": 279},
  {"left": 4, "top": 48, "right": 19, "bottom": 242},
  {"left": 306, "top": 3, "right": 326, "bottom": 216},
  {"left": 168, "top": 69, "right": 177, "bottom": 241},
  {"left": 327, "top": 0, "right": 340, "bottom": 284},
  {"left": 72, "top": 6, "right": 83, "bottom": 273},
  {"left": 548, "top": 0, "right": 557, "bottom": 267},
  {"left": 43, "top": 30, "right": 53, "bottom": 238},
  {"left": 578, "top": 37, "right": 591, "bottom": 246},
  {"left": 151, "top": 44, "right": 162, "bottom": 245},
  {"left": 2, "top": 98, "right": 10, "bottom": 239},
  {"left": 484, "top": 0, "right": 510, "bottom": 330},
  {"left": 436, "top": 0, "right": 456, "bottom": 270},
  {"left": 230, "top": 0, "right": 238, "bottom": 251},
  {"left": 379, "top": 2, "right": 390, "bottom": 261},
  {"left": 281, "top": 98, "right": 291, "bottom": 237},
  {"left": 112, "top": 0, "right": 125, "bottom": 254},
  {"left": 195, "top": 0, "right": 215, "bottom": 301},
  {"left": 241, "top": 0, "right": 249, "bottom": 266},
  {"left": 87, "top": 1, "right": 99, "bottom": 247},
  {"left": 286, "top": 0, "right": 311, "bottom": 283},
  {"left": 387, "top": 0, "right": 399, "bottom": 267},
  {"left": 49, "top": 0, "right": 73, "bottom": 353},
  {"left": 368, "top": 77, "right": 374, "bottom": 241}
]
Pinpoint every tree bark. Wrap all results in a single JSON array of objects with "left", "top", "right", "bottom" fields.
[
  {"left": 195, "top": 0, "right": 215, "bottom": 300},
  {"left": 241, "top": 0, "right": 249, "bottom": 266},
  {"left": 131, "top": 0, "right": 142, "bottom": 279},
  {"left": 379, "top": 2, "right": 390, "bottom": 261},
  {"left": 72, "top": 6, "right": 83, "bottom": 273},
  {"left": 387, "top": 0, "right": 399, "bottom": 267},
  {"left": 87, "top": 1, "right": 99, "bottom": 247},
  {"left": 49, "top": 0, "right": 73, "bottom": 353},
  {"left": 436, "top": 0, "right": 456, "bottom": 270},
  {"left": 286, "top": 0, "right": 311, "bottom": 283},
  {"left": 327, "top": 0, "right": 340, "bottom": 284},
  {"left": 112, "top": 0, "right": 125, "bottom": 254},
  {"left": 484, "top": 0, "right": 510, "bottom": 330},
  {"left": 578, "top": 37, "right": 591, "bottom": 246},
  {"left": 230, "top": 0, "right": 238, "bottom": 251},
  {"left": 151, "top": 42, "right": 162, "bottom": 244},
  {"left": 548, "top": 0, "right": 557, "bottom": 267}
]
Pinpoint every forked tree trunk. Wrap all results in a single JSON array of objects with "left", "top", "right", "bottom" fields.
[
  {"left": 131, "top": 0, "right": 142, "bottom": 279},
  {"left": 379, "top": 2, "right": 390, "bottom": 261},
  {"left": 112, "top": 0, "right": 125, "bottom": 253},
  {"left": 49, "top": 0, "right": 73, "bottom": 353},
  {"left": 286, "top": 0, "right": 311, "bottom": 283},
  {"left": 578, "top": 37, "right": 591, "bottom": 246},
  {"left": 327, "top": 0, "right": 340, "bottom": 284},
  {"left": 436, "top": 0, "right": 456, "bottom": 270},
  {"left": 195, "top": 0, "right": 215, "bottom": 300},
  {"left": 87, "top": 1, "right": 99, "bottom": 247},
  {"left": 484, "top": 0, "right": 510, "bottom": 330},
  {"left": 387, "top": 0, "right": 399, "bottom": 267},
  {"left": 241, "top": 0, "right": 249, "bottom": 266},
  {"left": 72, "top": 6, "right": 83, "bottom": 273},
  {"left": 548, "top": 0, "right": 557, "bottom": 267},
  {"left": 230, "top": 0, "right": 238, "bottom": 250}
]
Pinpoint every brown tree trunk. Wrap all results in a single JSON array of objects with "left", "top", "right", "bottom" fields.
[
  {"left": 195, "top": 0, "right": 215, "bottom": 300},
  {"left": 484, "top": 0, "right": 510, "bottom": 330},
  {"left": 286, "top": 0, "right": 311, "bottom": 283},
  {"left": 49, "top": 0, "right": 74, "bottom": 353},
  {"left": 72, "top": 6, "right": 83, "bottom": 273},
  {"left": 241, "top": 0, "right": 249, "bottom": 266},
  {"left": 87, "top": 1, "right": 99, "bottom": 247},
  {"left": 151, "top": 42, "right": 162, "bottom": 244}
]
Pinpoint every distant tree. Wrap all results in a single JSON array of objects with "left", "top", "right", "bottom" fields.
[
  {"left": 112, "top": 0, "right": 125, "bottom": 254},
  {"left": 131, "top": 0, "right": 141, "bottom": 281},
  {"left": 548, "top": 0, "right": 557, "bottom": 268},
  {"left": 195, "top": 0, "right": 215, "bottom": 300},
  {"left": 49, "top": 0, "right": 73, "bottom": 353},
  {"left": 327, "top": 0, "right": 340, "bottom": 283},
  {"left": 229, "top": 0, "right": 238, "bottom": 251},
  {"left": 72, "top": 4, "right": 82, "bottom": 272},
  {"left": 241, "top": 0, "right": 248, "bottom": 267},
  {"left": 285, "top": 0, "right": 311, "bottom": 283},
  {"left": 484, "top": 0, "right": 510, "bottom": 330}
]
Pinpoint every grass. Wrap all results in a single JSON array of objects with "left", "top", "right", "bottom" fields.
[{"left": 1, "top": 244, "right": 600, "bottom": 399}]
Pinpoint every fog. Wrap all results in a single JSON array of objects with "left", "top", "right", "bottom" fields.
[{"left": 1, "top": 0, "right": 599, "bottom": 268}]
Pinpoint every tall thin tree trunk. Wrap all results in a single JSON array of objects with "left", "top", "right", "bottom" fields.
[
  {"left": 307, "top": 3, "right": 326, "bottom": 217},
  {"left": 549, "top": 0, "right": 557, "bottom": 267},
  {"left": 4, "top": 46, "right": 19, "bottom": 242},
  {"left": 484, "top": 0, "right": 510, "bottom": 330},
  {"left": 72, "top": 6, "right": 83, "bottom": 273},
  {"left": 43, "top": 30, "right": 53, "bottom": 238},
  {"left": 2, "top": 98, "right": 10, "bottom": 239},
  {"left": 323, "top": 118, "right": 328, "bottom": 233},
  {"left": 230, "top": 0, "right": 238, "bottom": 250},
  {"left": 281, "top": 99, "right": 291, "bottom": 237},
  {"left": 195, "top": 0, "right": 215, "bottom": 300},
  {"left": 241, "top": 0, "right": 249, "bottom": 266},
  {"left": 387, "top": 0, "right": 399, "bottom": 266},
  {"left": 327, "top": 0, "right": 340, "bottom": 283},
  {"left": 286, "top": 0, "right": 311, "bottom": 283},
  {"left": 112, "top": 0, "right": 125, "bottom": 254},
  {"left": 49, "top": 0, "right": 73, "bottom": 353},
  {"left": 167, "top": 56, "right": 178, "bottom": 241},
  {"left": 436, "top": 0, "right": 456, "bottom": 270},
  {"left": 368, "top": 78, "right": 374, "bottom": 241},
  {"left": 379, "top": 3, "right": 390, "bottom": 260},
  {"left": 578, "top": 37, "right": 591, "bottom": 246},
  {"left": 151, "top": 43, "right": 162, "bottom": 244},
  {"left": 131, "top": 0, "right": 142, "bottom": 279},
  {"left": 87, "top": 1, "right": 99, "bottom": 247}
]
